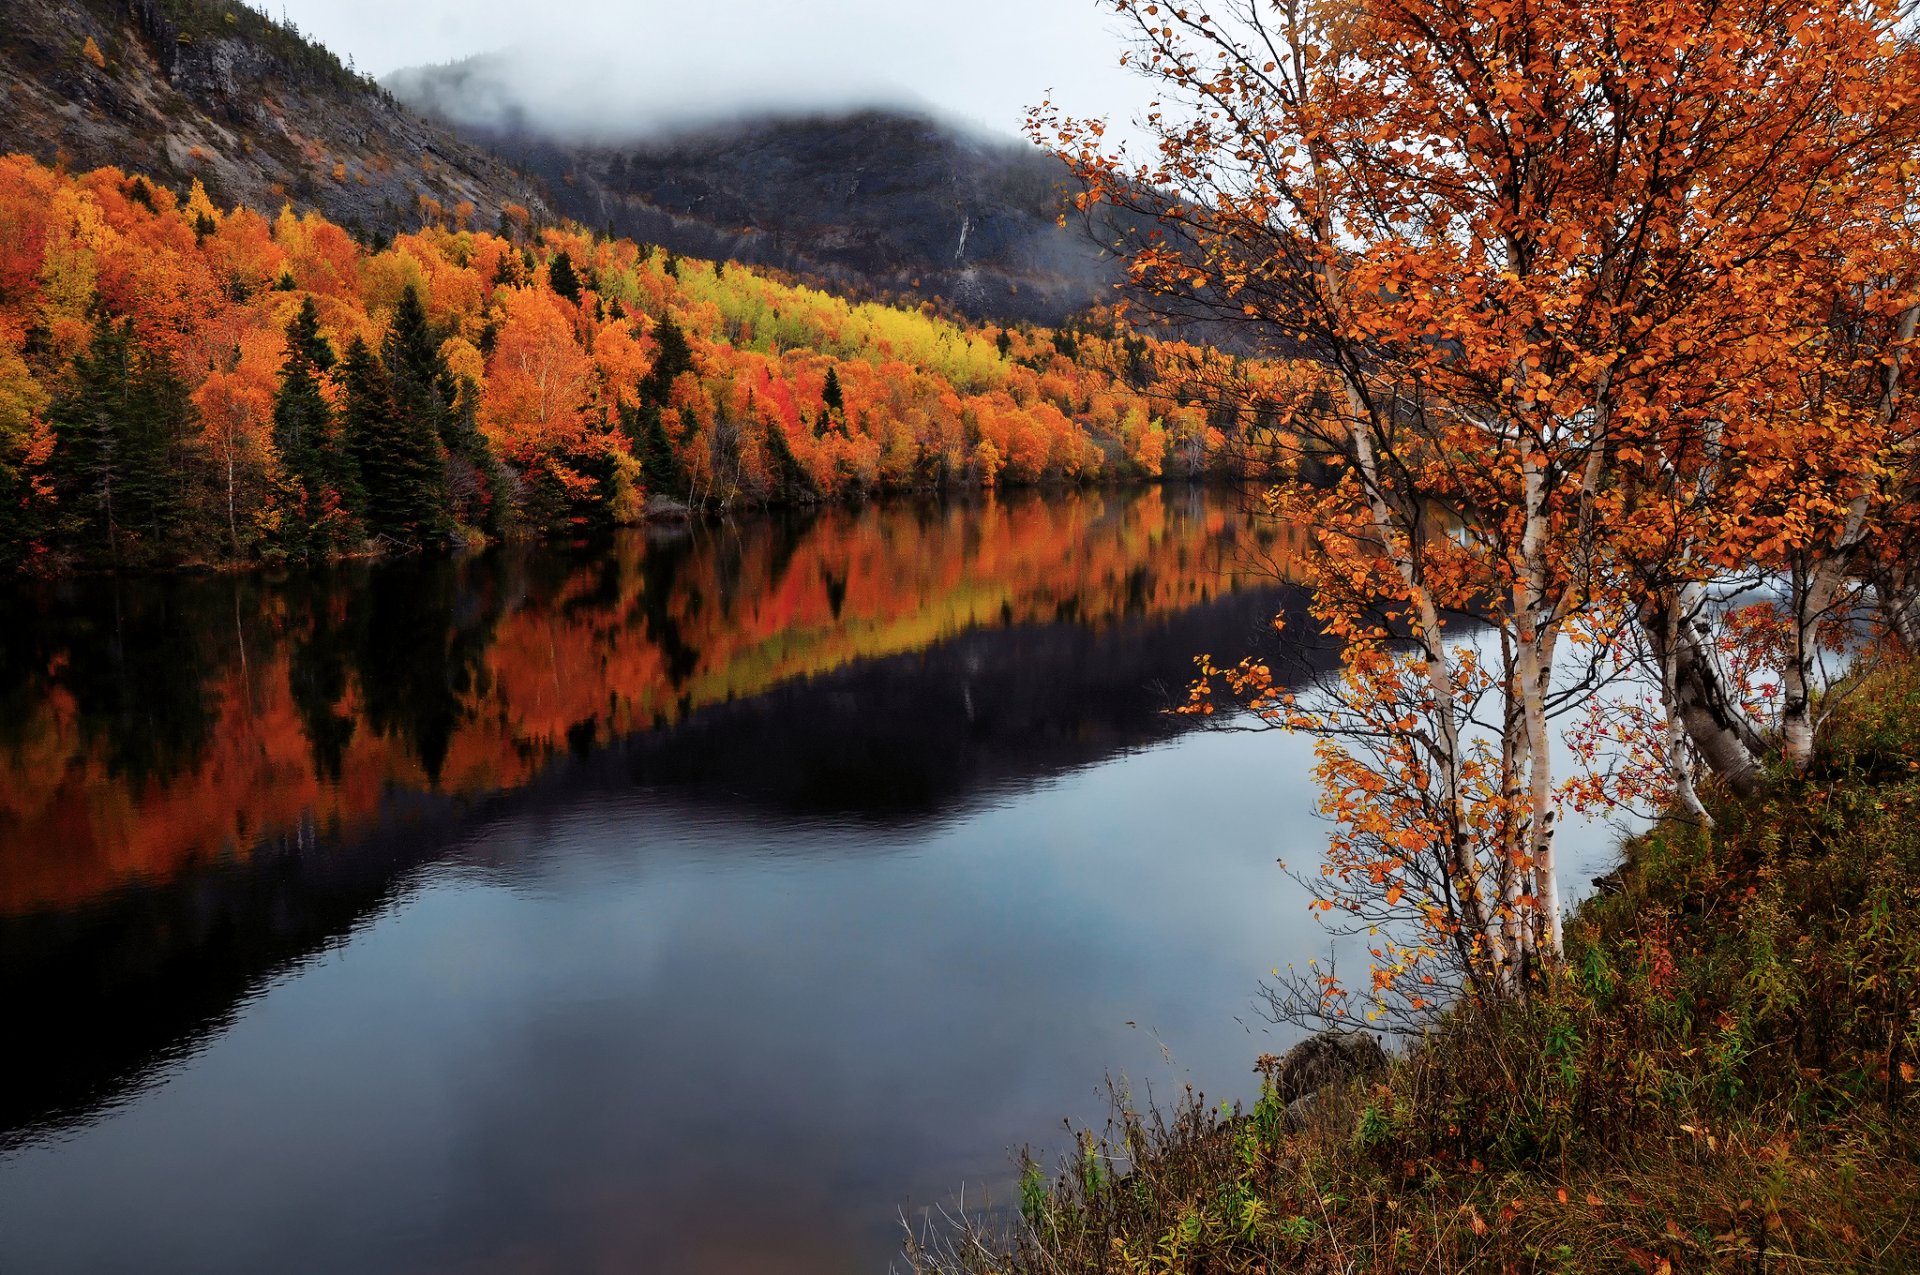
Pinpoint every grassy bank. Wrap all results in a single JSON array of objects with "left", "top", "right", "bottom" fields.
[{"left": 913, "top": 663, "right": 1920, "bottom": 1273}]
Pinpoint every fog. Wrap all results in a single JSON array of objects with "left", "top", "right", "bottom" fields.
[{"left": 260, "top": 0, "right": 1145, "bottom": 142}]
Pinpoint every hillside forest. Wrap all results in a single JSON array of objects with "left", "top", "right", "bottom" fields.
[{"left": 0, "top": 155, "right": 1276, "bottom": 572}]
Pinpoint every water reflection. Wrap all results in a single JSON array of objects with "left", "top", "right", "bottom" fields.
[{"left": 0, "top": 488, "right": 1328, "bottom": 1275}]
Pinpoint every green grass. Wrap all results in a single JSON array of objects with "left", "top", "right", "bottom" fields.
[{"left": 911, "top": 662, "right": 1920, "bottom": 1273}]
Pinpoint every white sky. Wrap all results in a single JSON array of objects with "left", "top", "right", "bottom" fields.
[{"left": 257, "top": 0, "right": 1147, "bottom": 141}]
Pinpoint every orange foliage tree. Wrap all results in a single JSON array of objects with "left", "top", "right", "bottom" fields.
[{"left": 1049, "top": 0, "right": 1920, "bottom": 1009}]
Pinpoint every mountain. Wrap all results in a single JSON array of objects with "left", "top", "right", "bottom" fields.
[
  {"left": 0, "top": 3, "right": 1131, "bottom": 325},
  {"left": 387, "top": 55, "right": 1132, "bottom": 324},
  {"left": 0, "top": 0, "right": 546, "bottom": 239}
]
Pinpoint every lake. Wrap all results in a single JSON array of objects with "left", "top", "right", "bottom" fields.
[{"left": 0, "top": 487, "right": 1346, "bottom": 1274}]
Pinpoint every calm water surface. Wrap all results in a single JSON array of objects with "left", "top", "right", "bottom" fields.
[{"left": 1, "top": 489, "right": 1344, "bottom": 1274}]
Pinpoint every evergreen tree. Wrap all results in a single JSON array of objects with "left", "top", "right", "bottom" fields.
[
  {"left": 49, "top": 317, "right": 189, "bottom": 564},
  {"left": 642, "top": 313, "right": 694, "bottom": 405},
  {"left": 271, "top": 299, "right": 358, "bottom": 558},
  {"left": 342, "top": 334, "right": 444, "bottom": 544},
  {"left": 622, "top": 313, "right": 697, "bottom": 500},
  {"left": 367, "top": 286, "right": 453, "bottom": 542},
  {"left": 763, "top": 416, "right": 810, "bottom": 501},
  {"left": 821, "top": 366, "right": 844, "bottom": 419},
  {"left": 547, "top": 250, "right": 583, "bottom": 303},
  {"left": 492, "top": 249, "right": 525, "bottom": 290},
  {"left": 441, "top": 377, "right": 507, "bottom": 534},
  {"left": 624, "top": 401, "right": 687, "bottom": 501}
]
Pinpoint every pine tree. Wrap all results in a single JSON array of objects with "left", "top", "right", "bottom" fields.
[
  {"left": 441, "top": 377, "right": 506, "bottom": 534},
  {"left": 622, "top": 313, "right": 697, "bottom": 500},
  {"left": 368, "top": 286, "right": 453, "bottom": 542},
  {"left": 547, "top": 250, "right": 583, "bottom": 303},
  {"left": 271, "top": 298, "right": 359, "bottom": 558},
  {"left": 642, "top": 313, "right": 694, "bottom": 405},
  {"left": 625, "top": 401, "right": 687, "bottom": 501},
  {"left": 763, "top": 415, "right": 810, "bottom": 501},
  {"left": 342, "top": 333, "right": 445, "bottom": 544},
  {"left": 492, "top": 249, "right": 525, "bottom": 290},
  {"left": 49, "top": 317, "right": 189, "bottom": 564},
  {"left": 821, "top": 366, "right": 844, "bottom": 419}
]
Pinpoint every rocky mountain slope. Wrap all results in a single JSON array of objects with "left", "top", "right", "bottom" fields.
[
  {"left": 388, "top": 55, "right": 1132, "bottom": 324},
  {"left": 0, "top": 0, "right": 546, "bottom": 238}
]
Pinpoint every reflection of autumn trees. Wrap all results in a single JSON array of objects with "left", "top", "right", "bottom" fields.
[
  {"left": 0, "top": 490, "right": 1307, "bottom": 914},
  {"left": 0, "top": 156, "right": 1311, "bottom": 569}
]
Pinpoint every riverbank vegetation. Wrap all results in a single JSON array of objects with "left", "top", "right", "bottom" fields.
[
  {"left": 910, "top": 659, "right": 1920, "bottom": 1274},
  {"left": 0, "top": 153, "right": 1292, "bottom": 573}
]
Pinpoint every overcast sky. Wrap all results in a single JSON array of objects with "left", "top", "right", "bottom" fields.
[{"left": 259, "top": 0, "right": 1146, "bottom": 140}]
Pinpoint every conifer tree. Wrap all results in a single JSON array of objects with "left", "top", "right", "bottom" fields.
[
  {"left": 821, "top": 366, "right": 844, "bottom": 419},
  {"left": 364, "top": 286, "right": 453, "bottom": 542},
  {"left": 271, "top": 298, "right": 360, "bottom": 557},
  {"left": 441, "top": 377, "right": 506, "bottom": 533},
  {"left": 624, "top": 313, "right": 696, "bottom": 500},
  {"left": 624, "top": 401, "right": 687, "bottom": 501},
  {"left": 49, "top": 317, "right": 189, "bottom": 564},
  {"left": 642, "top": 313, "right": 694, "bottom": 406},
  {"left": 342, "top": 332, "right": 445, "bottom": 545},
  {"left": 763, "top": 416, "right": 810, "bottom": 501},
  {"left": 547, "top": 250, "right": 583, "bottom": 303}
]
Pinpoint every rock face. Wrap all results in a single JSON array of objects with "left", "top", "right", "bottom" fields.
[
  {"left": 0, "top": 0, "right": 546, "bottom": 236},
  {"left": 1258, "top": 1030, "right": 1390, "bottom": 1125}
]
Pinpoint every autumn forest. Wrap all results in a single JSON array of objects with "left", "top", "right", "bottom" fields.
[
  {"left": 0, "top": 154, "right": 1268, "bottom": 573},
  {"left": 6, "top": 0, "right": 1920, "bottom": 1271}
]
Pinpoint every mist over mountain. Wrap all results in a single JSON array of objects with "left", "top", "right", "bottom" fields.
[
  {"left": 388, "top": 51, "right": 1137, "bottom": 324},
  {"left": 382, "top": 43, "right": 916, "bottom": 142}
]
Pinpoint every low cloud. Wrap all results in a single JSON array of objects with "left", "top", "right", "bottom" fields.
[
  {"left": 383, "top": 42, "right": 918, "bottom": 143},
  {"left": 272, "top": 0, "right": 1144, "bottom": 144}
]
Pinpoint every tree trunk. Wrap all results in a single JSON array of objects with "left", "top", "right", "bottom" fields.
[
  {"left": 1337, "top": 370, "right": 1509, "bottom": 992},
  {"left": 1514, "top": 461, "right": 1562, "bottom": 960},
  {"left": 1880, "top": 577, "right": 1920, "bottom": 653},
  {"left": 227, "top": 445, "right": 239, "bottom": 555},
  {"left": 1645, "top": 586, "right": 1764, "bottom": 797},
  {"left": 1655, "top": 602, "right": 1715, "bottom": 827}
]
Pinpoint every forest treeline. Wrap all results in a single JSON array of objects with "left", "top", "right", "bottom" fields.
[{"left": 0, "top": 155, "right": 1279, "bottom": 572}]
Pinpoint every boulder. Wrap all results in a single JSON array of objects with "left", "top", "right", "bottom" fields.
[
  {"left": 644, "top": 495, "right": 693, "bottom": 522},
  {"left": 1257, "top": 1030, "right": 1388, "bottom": 1106}
]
